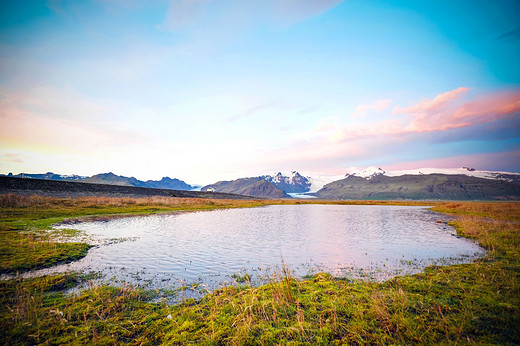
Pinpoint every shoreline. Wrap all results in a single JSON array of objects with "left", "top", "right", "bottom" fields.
[{"left": 1, "top": 195, "right": 518, "bottom": 344}]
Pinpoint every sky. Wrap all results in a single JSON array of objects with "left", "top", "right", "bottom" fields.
[{"left": 1, "top": 0, "right": 519, "bottom": 184}]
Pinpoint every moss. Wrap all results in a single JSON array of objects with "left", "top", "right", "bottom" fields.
[{"left": 0, "top": 230, "right": 93, "bottom": 274}]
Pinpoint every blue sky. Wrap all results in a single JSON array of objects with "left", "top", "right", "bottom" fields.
[{"left": 1, "top": 0, "right": 519, "bottom": 184}]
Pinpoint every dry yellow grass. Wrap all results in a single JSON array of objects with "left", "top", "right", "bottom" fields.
[
  {"left": 0, "top": 193, "right": 261, "bottom": 208},
  {"left": 433, "top": 201, "right": 520, "bottom": 220}
]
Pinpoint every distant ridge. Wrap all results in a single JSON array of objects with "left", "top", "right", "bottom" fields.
[
  {"left": 3, "top": 172, "right": 194, "bottom": 191},
  {"left": 3, "top": 166, "right": 520, "bottom": 200},
  {"left": 4, "top": 172, "right": 88, "bottom": 181},
  {"left": 0, "top": 176, "right": 253, "bottom": 200}
]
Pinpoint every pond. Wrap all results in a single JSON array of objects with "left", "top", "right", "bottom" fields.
[{"left": 45, "top": 205, "right": 482, "bottom": 292}]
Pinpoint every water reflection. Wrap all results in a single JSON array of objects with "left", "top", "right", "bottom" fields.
[{"left": 34, "top": 205, "right": 483, "bottom": 290}]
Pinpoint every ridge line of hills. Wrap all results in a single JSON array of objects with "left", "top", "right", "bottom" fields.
[
  {"left": 2, "top": 168, "right": 520, "bottom": 200},
  {"left": 2, "top": 172, "right": 194, "bottom": 191},
  {"left": 0, "top": 176, "right": 253, "bottom": 200}
]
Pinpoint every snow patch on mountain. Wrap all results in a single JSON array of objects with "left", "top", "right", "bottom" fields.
[
  {"left": 340, "top": 166, "right": 520, "bottom": 183},
  {"left": 385, "top": 167, "right": 520, "bottom": 183},
  {"left": 344, "top": 167, "right": 386, "bottom": 180}
]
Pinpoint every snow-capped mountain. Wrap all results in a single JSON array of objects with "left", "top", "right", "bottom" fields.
[
  {"left": 262, "top": 171, "right": 311, "bottom": 193},
  {"left": 292, "top": 166, "right": 520, "bottom": 199},
  {"left": 317, "top": 166, "right": 520, "bottom": 200},
  {"left": 340, "top": 166, "right": 520, "bottom": 184}
]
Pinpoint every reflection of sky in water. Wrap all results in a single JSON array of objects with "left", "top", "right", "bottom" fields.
[{"left": 31, "top": 205, "right": 483, "bottom": 290}]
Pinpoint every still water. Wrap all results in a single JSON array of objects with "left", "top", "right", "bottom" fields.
[{"left": 48, "top": 205, "right": 483, "bottom": 290}]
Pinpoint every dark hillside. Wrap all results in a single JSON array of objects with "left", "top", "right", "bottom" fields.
[
  {"left": 0, "top": 176, "right": 253, "bottom": 200},
  {"left": 316, "top": 174, "right": 520, "bottom": 200},
  {"left": 202, "top": 177, "right": 290, "bottom": 198}
]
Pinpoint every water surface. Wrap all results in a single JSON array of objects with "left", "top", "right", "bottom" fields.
[{"left": 45, "top": 205, "right": 483, "bottom": 290}]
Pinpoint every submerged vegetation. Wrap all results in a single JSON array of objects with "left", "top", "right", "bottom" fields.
[{"left": 0, "top": 194, "right": 519, "bottom": 344}]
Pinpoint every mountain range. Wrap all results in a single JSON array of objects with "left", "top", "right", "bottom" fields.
[
  {"left": 3, "top": 167, "right": 520, "bottom": 200},
  {"left": 3, "top": 172, "right": 194, "bottom": 191},
  {"left": 201, "top": 171, "right": 313, "bottom": 198}
]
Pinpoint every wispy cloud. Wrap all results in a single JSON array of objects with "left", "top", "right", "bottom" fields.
[
  {"left": 0, "top": 152, "right": 23, "bottom": 163},
  {"left": 0, "top": 87, "right": 151, "bottom": 154},
  {"left": 352, "top": 99, "right": 392, "bottom": 119},
  {"left": 228, "top": 101, "right": 279, "bottom": 122},
  {"left": 272, "top": 0, "right": 345, "bottom": 24},
  {"left": 392, "top": 87, "right": 469, "bottom": 116},
  {"left": 161, "top": 0, "right": 345, "bottom": 36},
  {"left": 306, "top": 88, "right": 520, "bottom": 144},
  {"left": 497, "top": 26, "right": 520, "bottom": 42},
  {"left": 162, "top": 0, "right": 213, "bottom": 31},
  {"left": 398, "top": 88, "right": 520, "bottom": 133}
]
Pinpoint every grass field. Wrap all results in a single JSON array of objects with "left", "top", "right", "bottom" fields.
[{"left": 0, "top": 195, "right": 519, "bottom": 344}]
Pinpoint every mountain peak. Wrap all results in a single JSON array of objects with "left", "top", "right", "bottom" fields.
[{"left": 262, "top": 171, "right": 311, "bottom": 193}]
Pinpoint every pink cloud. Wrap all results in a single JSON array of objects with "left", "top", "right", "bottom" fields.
[
  {"left": 0, "top": 153, "right": 23, "bottom": 163},
  {"left": 452, "top": 91, "right": 520, "bottom": 120},
  {"left": 393, "top": 87, "right": 469, "bottom": 115},
  {"left": 352, "top": 99, "right": 392, "bottom": 119},
  {"left": 400, "top": 89, "right": 520, "bottom": 133},
  {"left": 264, "top": 87, "right": 520, "bottom": 173},
  {"left": 322, "top": 88, "right": 520, "bottom": 141},
  {"left": 0, "top": 87, "right": 150, "bottom": 153}
]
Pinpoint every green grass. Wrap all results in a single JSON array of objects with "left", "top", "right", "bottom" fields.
[{"left": 0, "top": 196, "right": 519, "bottom": 344}]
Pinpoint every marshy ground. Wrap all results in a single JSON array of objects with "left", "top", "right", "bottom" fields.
[{"left": 0, "top": 195, "right": 519, "bottom": 344}]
